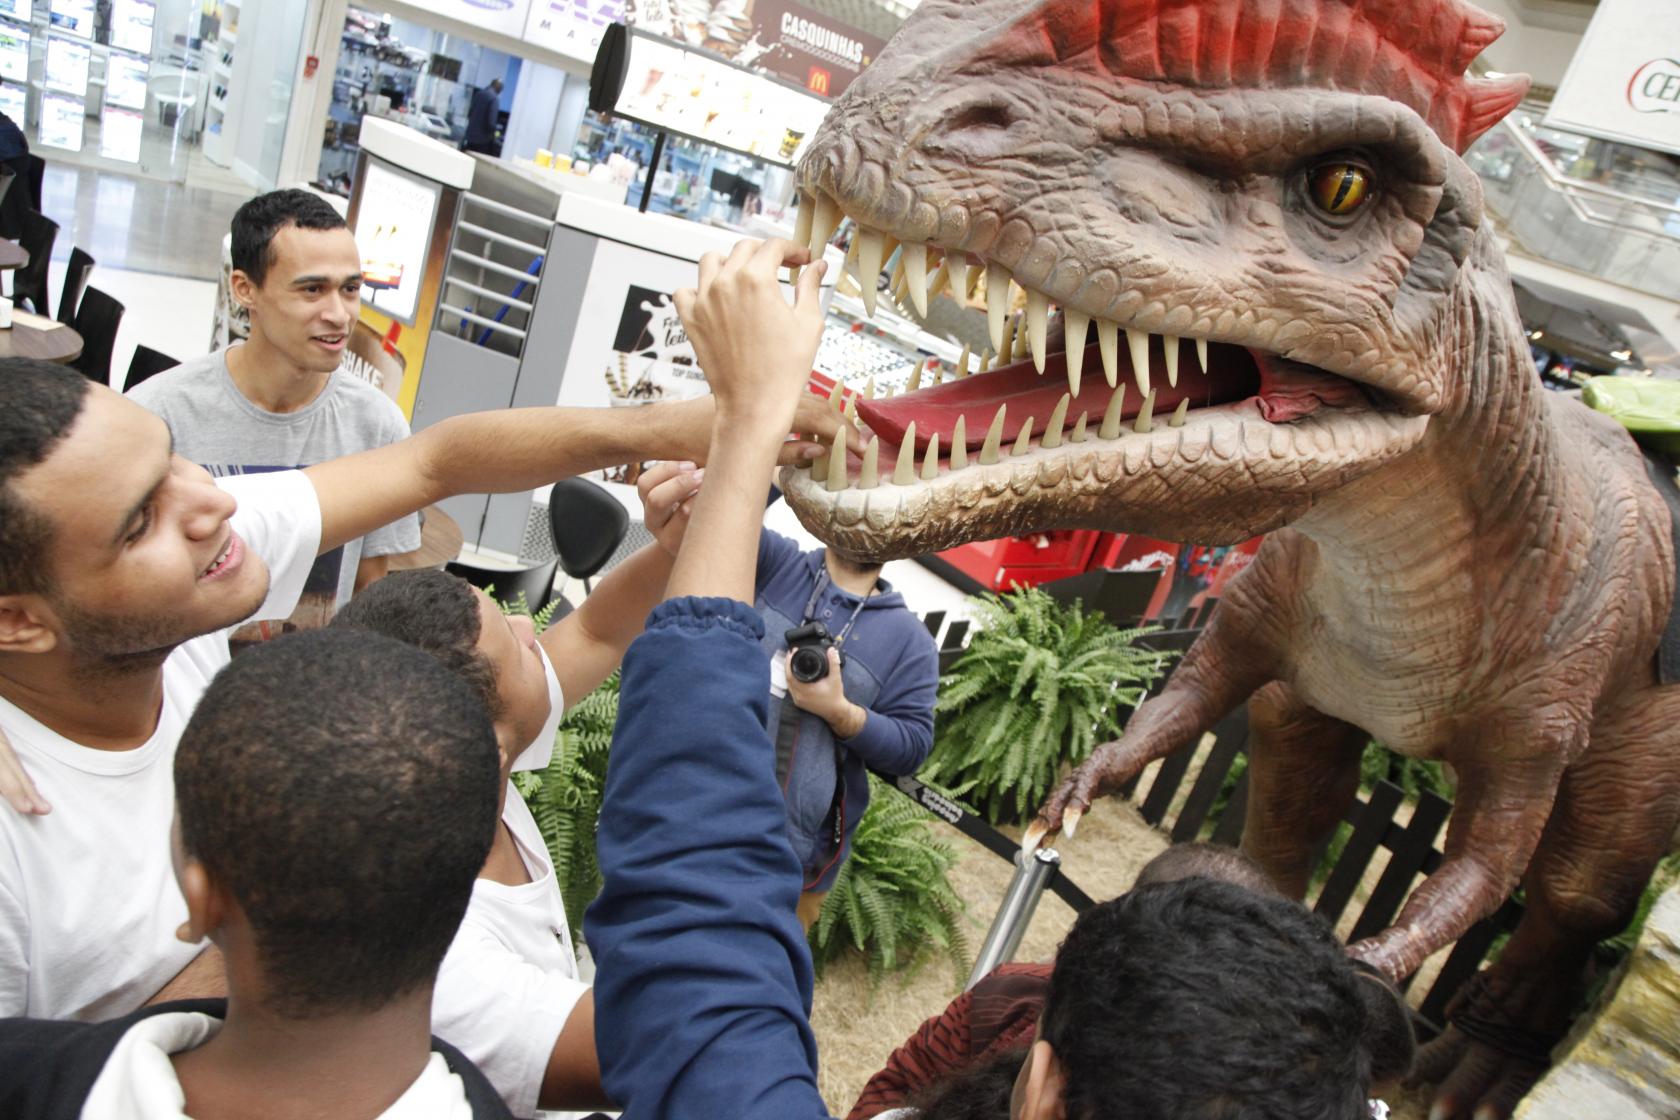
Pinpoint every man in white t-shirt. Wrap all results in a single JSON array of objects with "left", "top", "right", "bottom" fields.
[
  {"left": 0, "top": 340, "right": 843, "bottom": 1021},
  {"left": 334, "top": 460, "right": 702, "bottom": 1117}
]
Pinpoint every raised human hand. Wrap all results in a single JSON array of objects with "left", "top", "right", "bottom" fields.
[
  {"left": 637, "top": 459, "right": 703, "bottom": 558},
  {"left": 0, "top": 726, "right": 49, "bottom": 815},
  {"left": 675, "top": 238, "right": 828, "bottom": 440}
]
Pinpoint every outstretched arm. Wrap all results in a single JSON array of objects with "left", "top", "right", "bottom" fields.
[{"left": 586, "top": 239, "right": 834, "bottom": 1120}]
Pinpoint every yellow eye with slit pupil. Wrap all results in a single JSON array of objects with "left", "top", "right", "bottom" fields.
[{"left": 1310, "top": 163, "right": 1370, "bottom": 215}]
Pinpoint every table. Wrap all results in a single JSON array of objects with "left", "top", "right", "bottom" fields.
[
  {"left": 388, "top": 504, "right": 464, "bottom": 571},
  {"left": 0, "top": 311, "right": 82, "bottom": 364},
  {"left": 0, "top": 239, "right": 27, "bottom": 271}
]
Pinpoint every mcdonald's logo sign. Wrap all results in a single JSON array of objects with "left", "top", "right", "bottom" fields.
[{"left": 806, "top": 67, "right": 831, "bottom": 96}]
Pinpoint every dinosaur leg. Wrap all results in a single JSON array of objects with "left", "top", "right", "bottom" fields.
[
  {"left": 1239, "top": 681, "right": 1368, "bottom": 898},
  {"left": 1416, "top": 689, "right": 1680, "bottom": 1120}
]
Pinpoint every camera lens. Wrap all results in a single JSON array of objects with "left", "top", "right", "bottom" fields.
[{"left": 789, "top": 647, "right": 829, "bottom": 683}]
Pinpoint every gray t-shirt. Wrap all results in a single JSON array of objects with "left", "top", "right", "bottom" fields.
[{"left": 128, "top": 348, "right": 421, "bottom": 629}]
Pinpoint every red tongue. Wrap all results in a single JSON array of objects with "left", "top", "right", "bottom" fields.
[{"left": 1252, "top": 362, "right": 1369, "bottom": 422}]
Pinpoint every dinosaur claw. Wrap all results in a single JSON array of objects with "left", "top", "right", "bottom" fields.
[{"left": 1062, "top": 806, "right": 1082, "bottom": 840}]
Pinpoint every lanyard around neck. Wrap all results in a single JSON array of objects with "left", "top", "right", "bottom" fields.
[{"left": 801, "top": 568, "right": 874, "bottom": 650}]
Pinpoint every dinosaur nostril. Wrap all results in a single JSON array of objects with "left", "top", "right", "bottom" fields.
[{"left": 949, "top": 102, "right": 1014, "bottom": 133}]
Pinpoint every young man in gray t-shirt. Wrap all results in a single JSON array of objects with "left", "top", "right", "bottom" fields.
[{"left": 129, "top": 189, "right": 420, "bottom": 636}]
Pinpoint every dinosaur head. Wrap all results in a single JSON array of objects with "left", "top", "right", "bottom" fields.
[{"left": 782, "top": 0, "right": 1529, "bottom": 558}]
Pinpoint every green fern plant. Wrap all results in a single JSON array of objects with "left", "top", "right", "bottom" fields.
[
  {"left": 923, "top": 587, "right": 1172, "bottom": 824},
  {"left": 811, "top": 775, "right": 968, "bottom": 985}
]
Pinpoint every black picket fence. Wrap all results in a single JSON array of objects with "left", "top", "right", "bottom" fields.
[{"left": 916, "top": 606, "right": 1521, "bottom": 1036}]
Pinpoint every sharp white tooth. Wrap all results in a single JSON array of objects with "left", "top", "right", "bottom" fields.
[
  {"left": 1128, "top": 328, "right": 1151, "bottom": 396},
  {"left": 1100, "top": 384, "right": 1126, "bottom": 439},
  {"left": 1012, "top": 314, "right": 1029, "bottom": 362},
  {"left": 1042, "top": 393, "right": 1070, "bottom": 449},
  {"left": 1163, "top": 334, "right": 1180, "bottom": 388},
  {"left": 922, "top": 432, "right": 941, "bottom": 481},
  {"left": 863, "top": 376, "right": 876, "bottom": 400},
  {"left": 1169, "top": 398, "right": 1189, "bottom": 428},
  {"left": 1064, "top": 311, "right": 1089, "bottom": 398},
  {"left": 957, "top": 344, "right": 970, "bottom": 379},
  {"left": 844, "top": 395, "right": 860, "bottom": 428},
  {"left": 999, "top": 313, "right": 1017, "bottom": 366},
  {"left": 965, "top": 264, "right": 983, "bottom": 298},
  {"left": 811, "top": 443, "right": 830, "bottom": 482},
  {"left": 827, "top": 430, "right": 849, "bottom": 491},
  {"left": 1098, "top": 320, "right": 1118, "bottom": 388},
  {"left": 791, "top": 192, "right": 813, "bottom": 284},
  {"left": 904, "top": 244, "right": 928, "bottom": 317},
  {"left": 1196, "top": 336, "right": 1209, "bottom": 374},
  {"left": 979, "top": 404, "right": 1007, "bottom": 465},
  {"left": 857, "top": 228, "right": 886, "bottom": 317},
  {"left": 828, "top": 379, "right": 845, "bottom": 414},
  {"left": 1012, "top": 416, "right": 1034, "bottom": 457},
  {"left": 950, "top": 416, "right": 968, "bottom": 470},
  {"left": 1135, "top": 389, "right": 1157, "bottom": 434},
  {"left": 1071, "top": 411, "right": 1089, "bottom": 442},
  {"left": 977, "top": 350, "right": 991, "bottom": 375},
  {"left": 1026, "top": 290, "right": 1049, "bottom": 374},
  {"left": 809, "top": 194, "right": 840, "bottom": 258},
  {"left": 890, "top": 255, "right": 906, "bottom": 294},
  {"left": 907, "top": 363, "right": 923, "bottom": 392},
  {"left": 859, "top": 437, "right": 880, "bottom": 488},
  {"left": 987, "top": 263, "right": 1011, "bottom": 353},
  {"left": 947, "top": 255, "right": 968, "bottom": 298},
  {"left": 932, "top": 363, "right": 945, "bottom": 386},
  {"left": 894, "top": 422, "right": 917, "bottom": 484}
]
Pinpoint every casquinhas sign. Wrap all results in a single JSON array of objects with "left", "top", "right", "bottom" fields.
[
  {"left": 1629, "top": 58, "right": 1680, "bottom": 114},
  {"left": 1546, "top": 0, "right": 1680, "bottom": 158}
]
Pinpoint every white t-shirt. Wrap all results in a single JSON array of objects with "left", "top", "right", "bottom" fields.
[
  {"left": 0, "top": 470, "right": 322, "bottom": 1021},
  {"left": 80, "top": 1010, "right": 473, "bottom": 1120},
  {"left": 433, "top": 650, "right": 588, "bottom": 1119}
]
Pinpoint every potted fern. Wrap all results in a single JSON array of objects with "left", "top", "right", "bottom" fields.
[{"left": 922, "top": 586, "right": 1172, "bottom": 824}]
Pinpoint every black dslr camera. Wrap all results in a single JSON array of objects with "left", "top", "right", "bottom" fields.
[{"left": 784, "top": 621, "right": 841, "bottom": 683}]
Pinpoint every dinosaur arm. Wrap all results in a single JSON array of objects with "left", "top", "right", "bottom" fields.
[{"left": 1349, "top": 746, "right": 1567, "bottom": 981}]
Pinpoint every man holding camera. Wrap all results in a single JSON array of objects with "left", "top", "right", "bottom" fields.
[{"left": 753, "top": 525, "right": 939, "bottom": 928}]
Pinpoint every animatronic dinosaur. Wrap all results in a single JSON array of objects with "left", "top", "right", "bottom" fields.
[{"left": 778, "top": 2, "right": 1680, "bottom": 1116}]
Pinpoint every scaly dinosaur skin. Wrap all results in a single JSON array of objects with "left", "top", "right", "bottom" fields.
[{"left": 780, "top": 2, "right": 1680, "bottom": 1115}]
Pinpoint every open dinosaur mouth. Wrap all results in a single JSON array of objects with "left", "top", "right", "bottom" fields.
[{"left": 783, "top": 197, "right": 1431, "bottom": 554}]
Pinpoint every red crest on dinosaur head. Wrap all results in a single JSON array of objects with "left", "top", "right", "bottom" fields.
[{"left": 1029, "top": 0, "right": 1529, "bottom": 153}]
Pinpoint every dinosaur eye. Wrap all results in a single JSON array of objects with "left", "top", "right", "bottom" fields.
[{"left": 1308, "top": 162, "right": 1372, "bottom": 216}]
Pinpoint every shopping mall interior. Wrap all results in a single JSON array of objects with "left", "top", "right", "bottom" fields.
[{"left": 0, "top": 1, "right": 1678, "bottom": 1119}]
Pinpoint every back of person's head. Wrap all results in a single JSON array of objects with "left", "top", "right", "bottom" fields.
[
  {"left": 0, "top": 359, "right": 90, "bottom": 596},
  {"left": 331, "top": 568, "right": 501, "bottom": 717},
  {"left": 230, "top": 188, "right": 349, "bottom": 287},
  {"left": 1132, "top": 842, "right": 1283, "bottom": 897},
  {"left": 1042, "top": 878, "right": 1375, "bottom": 1120},
  {"left": 174, "top": 628, "right": 500, "bottom": 1019}
]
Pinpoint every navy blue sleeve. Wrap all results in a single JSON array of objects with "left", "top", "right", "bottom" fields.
[
  {"left": 585, "top": 597, "right": 832, "bottom": 1120},
  {"left": 841, "top": 623, "right": 939, "bottom": 775}
]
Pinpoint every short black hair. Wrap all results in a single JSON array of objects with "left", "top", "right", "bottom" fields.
[
  {"left": 331, "top": 569, "right": 503, "bottom": 718},
  {"left": 230, "top": 188, "right": 349, "bottom": 288},
  {"left": 1132, "top": 842, "right": 1282, "bottom": 897},
  {"left": 1043, "top": 878, "right": 1373, "bottom": 1120},
  {"left": 0, "top": 359, "right": 90, "bottom": 595},
  {"left": 174, "top": 628, "right": 500, "bottom": 1019}
]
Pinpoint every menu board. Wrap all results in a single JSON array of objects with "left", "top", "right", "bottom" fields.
[
  {"left": 45, "top": 35, "right": 89, "bottom": 95},
  {"left": 49, "top": 0, "right": 94, "bottom": 39},
  {"left": 38, "top": 92, "right": 83, "bottom": 150},
  {"left": 106, "top": 54, "right": 148, "bottom": 109},
  {"left": 100, "top": 106, "right": 143, "bottom": 161},
  {"left": 612, "top": 31, "right": 829, "bottom": 166},
  {"left": 110, "top": 0, "right": 156, "bottom": 54},
  {"left": 0, "top": 0, "right": 32, "bottom": 23},
  {"left": 352, "top": 161, "right": 441, "bottom": 327},
  {"left": 523, "top": 0, "right": 622, "bottom": 64},
  {"left": 0, "top": 27, "right": 27, "bottom": 83}
]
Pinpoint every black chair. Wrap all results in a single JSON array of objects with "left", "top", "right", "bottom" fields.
[
  {"left": 57, "top": 246, "right": 94, "bottom": 326},
  {"left": 547, "top": 477, "right": 630, "bottom": 598},
  {"left": 23, "top": 155, "right": 43, "bottom": 216},
  {"left": 446, "top": 557, "right": 561, "bottom": 616},
  {"left": 124, "top": 344, "right": 179, "bottom": 392},
  {"left": 10, "top": 209, "right": 57, "bottom": 317},
  {"left": 70, "top": 285, "right": 124, "bottom": 385}
]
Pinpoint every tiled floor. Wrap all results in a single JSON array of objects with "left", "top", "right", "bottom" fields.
[{"left": 39, "top": 162, "right": 247, "bottom": 281}]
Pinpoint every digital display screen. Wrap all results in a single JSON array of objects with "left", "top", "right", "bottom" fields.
[
  {"left": 100, "top": 106, "right": 143, "bottom": 161},
  {"left": 0, "top": 27, "right": 27, "bottom": 83},
  {"left": 110, "top": 0, "right": 156, "bottom": 54},
  {"left": 44, "top": 35, "right": 90, "bottom": 95},
  {"left": 106, "top": 54, "right": 149, "bottom": 109},
  {"left": 49, "top": 0, "right": 94, "bottom": 39},
  {"left": 0, "top": 0, "right": 33, "bottom": 24},
  {"left": 38, "top": 92, "right": 83, "bottom": 151},
  {"left": 0, "top": 83, "right": 24, "bottom": 123},
  {"left": 613, "top": 31, "right": 829, "bottom": 168},
  {"left": 353, "top": 161, "right": 441, "bottom": 327}
]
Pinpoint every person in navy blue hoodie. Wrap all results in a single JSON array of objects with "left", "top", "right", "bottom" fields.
[{"left": 753, "top": 527, "right": 937, "bottom": 927}]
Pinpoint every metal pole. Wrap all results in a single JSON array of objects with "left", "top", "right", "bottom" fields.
[
  {"left": 966, "top": 847, "right": 1061, "bottom": 990},
  {"left": 640, "top": 130, "right": 668, "bottom": 214}
]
